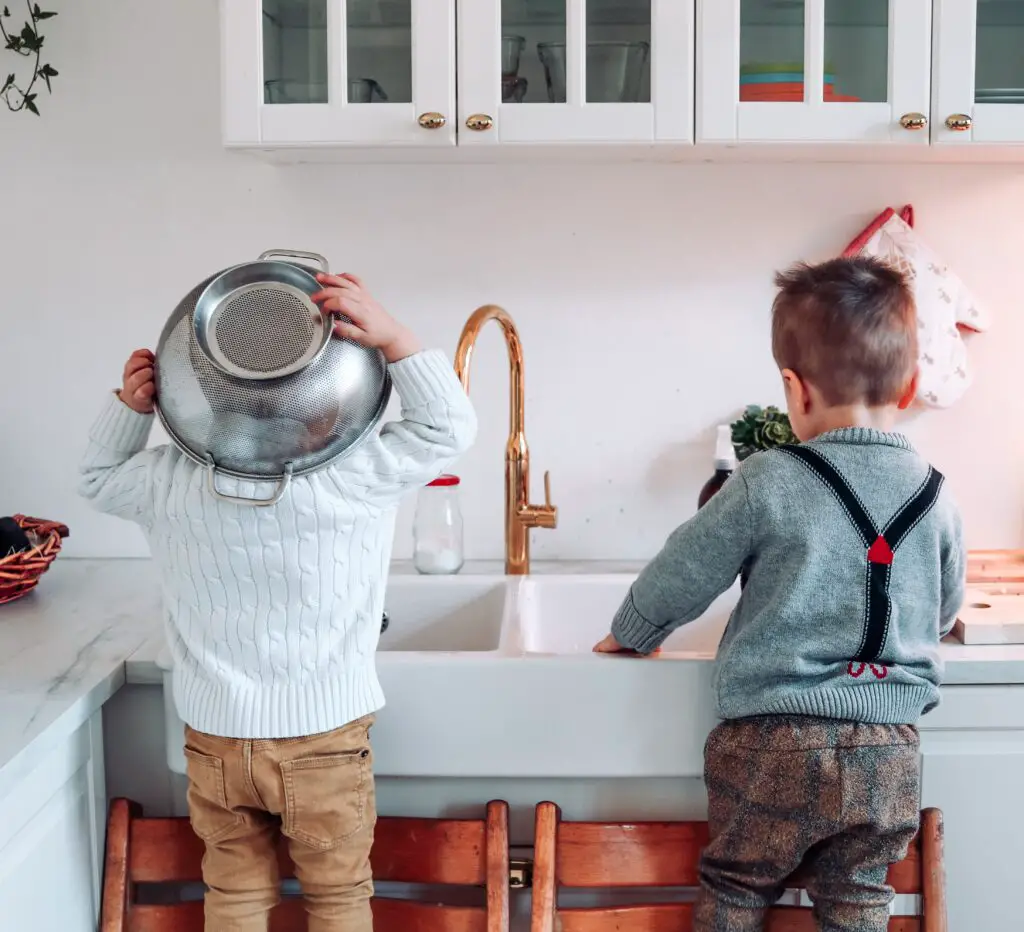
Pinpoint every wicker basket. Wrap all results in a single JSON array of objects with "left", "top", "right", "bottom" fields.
[{"left": 0, "top": 515, "right": 70, "bottom": 606}]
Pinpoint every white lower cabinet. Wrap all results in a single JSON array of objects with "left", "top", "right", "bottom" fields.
[
  {"left": 0, "top": 713, "right": 106, "bottom": 932},
  {"left": 920, "top": 686, "right": 1024, "bottom": 932},
  {"left": 11, "top": 683, "right": 1017, "bottom": 931}
]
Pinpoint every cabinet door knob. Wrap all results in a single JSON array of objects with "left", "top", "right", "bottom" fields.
[
  {"left": 899, "top": 112, "right": 928, "bottom": 131},
  {"left": 466, "top": 114, "right": 494, "bottom": 132},
  {"left": 418, "top": 112, "right": 447, "bottom": 130},
  {"left": 945, "top": 113, "right": 973, "bottom": 132}
]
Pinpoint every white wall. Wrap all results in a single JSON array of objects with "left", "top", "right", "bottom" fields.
[{"left": 1, "top": 1, "right": 1022, "bottom": 562}]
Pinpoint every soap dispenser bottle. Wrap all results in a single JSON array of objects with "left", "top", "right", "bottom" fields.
[{"left": 697, "top": 425, "right": 737, "bottom": 509}]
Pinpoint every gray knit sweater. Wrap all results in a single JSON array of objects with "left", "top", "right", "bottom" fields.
[{"left": 612, "top": 429, "right": 965, "bottom": 724}]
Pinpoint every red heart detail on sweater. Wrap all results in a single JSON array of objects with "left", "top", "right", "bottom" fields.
[{"left": 867, "top": 535, "right": 894, "bottom": 565}]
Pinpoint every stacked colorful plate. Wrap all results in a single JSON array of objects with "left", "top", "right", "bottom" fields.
[{"left": 740, "top": 62, "right": 859, "bottom": 102}]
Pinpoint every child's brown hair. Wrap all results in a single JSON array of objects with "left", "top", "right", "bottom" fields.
[{"left": 771, "top": 256, "right": 918, "bottom": 407}]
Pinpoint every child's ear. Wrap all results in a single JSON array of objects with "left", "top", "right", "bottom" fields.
[
  {"left": 896, "top": 369, "right": 919, "bottom": 411},
  {"left": 781, "top": 368, "right": 810, "bottom": 414}
]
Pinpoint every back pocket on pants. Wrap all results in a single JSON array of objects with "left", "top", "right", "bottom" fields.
[
  {"left": 184, "top": 747, "right": 243, "bottom": 844},
  {"left": 280, "top": 748, "right": 371, "bottom": 850}
]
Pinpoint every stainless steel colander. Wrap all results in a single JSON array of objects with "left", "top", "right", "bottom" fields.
[{"left": 155, "top": 250, "right": 391, "bottom": 506}]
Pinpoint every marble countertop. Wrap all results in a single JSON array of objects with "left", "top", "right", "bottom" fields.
[
  {"left": 0, "top": 559, "right": 161, "bottom": 798},
  {"left": 4, "top": 557, "right": 1024, "bottom": 798}
]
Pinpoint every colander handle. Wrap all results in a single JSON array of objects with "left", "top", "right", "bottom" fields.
[
  {"left": 257, "top": 249, "right": 329, "bottom": 273},
  {"left": 205, "top": 456, "right": 293, "bottom": 507}
]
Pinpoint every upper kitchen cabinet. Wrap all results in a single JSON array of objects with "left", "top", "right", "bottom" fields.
[
  {"left": 697, "top": 0, "right": 932, "bottom": 144},
  {"left": 457, "top": 0, "right": 694, "bottom": 144},
  {"left": 933, "top": 0, "right": 1024, "bottom": 144},
  {"left": 220, "top": 0, "right": 456, "bottom": 147}
]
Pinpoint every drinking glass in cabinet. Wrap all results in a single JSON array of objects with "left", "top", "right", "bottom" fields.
[
  {"left": 499, "top": 0, "right": 651, "bottom": 104},
  {"left": 738, "top": 0, "right": 888, "bottom": 104},
  {"left": 261, "top": 0, "right": 412, "bottom": 106},
  {"left": 975, "top": 0, "right": 1024, "bottom": 106},
  {"left": 502, "top": 35, "right": 528, "bottom": 102}
]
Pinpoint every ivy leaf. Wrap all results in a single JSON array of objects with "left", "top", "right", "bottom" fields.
[{"left": 3, "top": 6, "right": 57, "bottom": 115}]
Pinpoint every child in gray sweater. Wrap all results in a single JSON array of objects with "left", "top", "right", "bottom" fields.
[{"left": 594, "top": 256, "right": 966, "bottom": 932}]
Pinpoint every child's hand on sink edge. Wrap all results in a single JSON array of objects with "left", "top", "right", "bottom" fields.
[{"left": 592, "top": 633, "right": 661, "bottom": 657}]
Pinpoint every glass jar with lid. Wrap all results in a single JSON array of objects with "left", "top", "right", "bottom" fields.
[{"left": 413, "top": 475, "right": 464, "bottom": 575}]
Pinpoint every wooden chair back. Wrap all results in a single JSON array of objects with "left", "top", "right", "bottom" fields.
[
  {"left": 529, "top": 802, "right": 946, "bottom": 932},
  {"left": 100, "top": 797, "right": 510, "bottom": 932}
]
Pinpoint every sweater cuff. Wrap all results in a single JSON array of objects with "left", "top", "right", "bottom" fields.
[
  {"left": 388, "top": 349, "right": 463, "bottom": 409},
  {"left": 611, "top": 590, "right": 669, "bottom": 655},
  {"left": 90, "top": 391, "right": 154, "bottom": 453}
]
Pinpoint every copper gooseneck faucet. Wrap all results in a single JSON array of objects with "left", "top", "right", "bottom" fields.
[{"left": 454, "top": 305, "right": 557, "bottom": 575}]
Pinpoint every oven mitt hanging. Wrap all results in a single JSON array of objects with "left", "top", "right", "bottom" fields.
[{"left": 842, "top": 205, "right": 990, "bottom": 409}]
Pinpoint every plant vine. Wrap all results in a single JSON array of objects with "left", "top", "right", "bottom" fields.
[{"left": 1, "top": 2, "right": 57, "bottom": 115}]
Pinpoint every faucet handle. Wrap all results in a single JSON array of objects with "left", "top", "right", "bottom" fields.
[{"left": 521, "top": 470, "right": 557, "bottom": 530}]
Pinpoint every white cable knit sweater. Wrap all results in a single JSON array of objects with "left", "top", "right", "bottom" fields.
[{"left": 79, "top": 350, "right": 476, "bottom": 739}]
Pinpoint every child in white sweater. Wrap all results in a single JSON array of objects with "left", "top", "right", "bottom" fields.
[{"left": 80, "top": 273, "right": 476, "bottom": 932}]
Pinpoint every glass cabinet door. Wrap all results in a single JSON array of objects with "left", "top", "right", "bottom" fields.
[
  {"left": 934, "top": 0, "right": 1024, "bottom": 144},
  {"left": 699, "top": 0, "right": 931, "bottom": 144},
  {"left": 458, "top": 0, "right": 693, "bottom": 144},
  {"left": 223, "top": 1, "right": 455, "bottom": 147}
]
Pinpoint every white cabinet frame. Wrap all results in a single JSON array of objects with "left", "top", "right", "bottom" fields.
[
  {"left": 697, "top": 0, "right": 932, "bottom": 145},
  {"left": 457, "top": 0, "right": 694, "bottom": 145},
  {"left": 221, "top": 0, "right": 456, "bottom": 147}
]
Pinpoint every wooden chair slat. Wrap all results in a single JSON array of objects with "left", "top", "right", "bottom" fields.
[
  {"left": 557, "top": 903, "right": 694, "bottom": 932},
  {"left": 128, "top": 899, "right": 308, "bottom": 932},
  {"left": 127, "top": 812, "right": 497, "bottom": 886},
  {"left": 104, "top": 798, "right": 510, "bottom": 932},
  {"left": 373, "top": 898, "right": 489, "bottom": 932},
  {"left": 126, "top": 897, "right": 495, "bottom": 932},
  {"left": 556, "top": 821, "right": 708, "bottom": 887},
  {"left": 128, "top": 819, "right": 206, "bottom": 883},
  {"left": 555, "top": 818, "right": 921, "bottom": 894},
  {"left": 531, "top": 802, "right": 944, "bottom": 932},
  {"left": 555, "top": 903, "right": 923, "bottom": 932},
  {"left": 372, "top": 816, "right": 488, "bottom": 885},
  {"left": 127, "top": 902, "right": 203, "bottom": 932}
]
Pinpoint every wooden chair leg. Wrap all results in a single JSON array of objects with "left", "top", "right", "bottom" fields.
[
  {"left": 100, "top": 798, "right": 141, "bottom": 932},
  {"left": 530, "top": 802, "right": 559, "bottom": 932},
  {"left": 920, "top": 808, "right": 947, "bottom": 932},
  {"left": 486, "top": 800, "right": 511, "bottom": 932}
]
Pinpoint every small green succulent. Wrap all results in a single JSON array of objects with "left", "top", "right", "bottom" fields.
[{"left": 730, "top": 405, "right": 798, "bottom": 462}]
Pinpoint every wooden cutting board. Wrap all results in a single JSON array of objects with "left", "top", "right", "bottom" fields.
[
  {"left": 952, "top": 586, "right": 1024, "bottom": 645},
  {"left": 967, "top": 550, "right": 1024, "bottom": 584}
]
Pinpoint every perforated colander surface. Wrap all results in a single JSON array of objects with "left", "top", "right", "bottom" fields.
[{"left": 214, "top": 287, "right": 316, "bottom": 374}]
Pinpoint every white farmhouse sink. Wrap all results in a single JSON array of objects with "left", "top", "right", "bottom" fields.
[
  {"left": 378, "top": 576, "right": 506, "bottom": 652},
  {"left": 515, "top": 575, "right": 736, "bottom": 656},
  {"left": 159, "top": 572, "right": 735, "bottom": 780}
]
